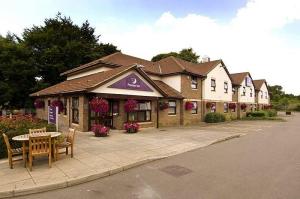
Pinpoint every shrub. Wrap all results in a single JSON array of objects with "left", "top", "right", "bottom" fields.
[
  {"left": 204, "top": 112, "right": 226, "bottom": 123},
  {"left": 265, "top": 109, "right": 277, "bottom": 117},
  {"left": 247, "top": 111, "right": 266, "bottom": 117},
  {"left": 0, "top": 115, "right": 55, "bottom": 159},
  {"left": 293, "top": 105, "right": 300, "bottom": 112}
]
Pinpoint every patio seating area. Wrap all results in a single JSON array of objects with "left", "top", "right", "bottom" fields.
[
  {"left": 2, "top": 128, "right": 75, "bottom": 171},
  {"left": 0, "top": 119, "right": 282, "bottom": 198}
]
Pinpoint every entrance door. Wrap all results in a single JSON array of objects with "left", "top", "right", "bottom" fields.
[{"left": 89, "top": 101, "right": 114, "bottom": 129}]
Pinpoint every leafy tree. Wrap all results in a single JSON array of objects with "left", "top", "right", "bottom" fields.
[
  {"left": 151, "top": 48, "right": 200, "bottom": 63},
  {"left": 0, "top": 35, "right": 36, "bottom": 109},
  {"left": 268, "top": 85, "right": 285, "bottom": 101},
  {"left": 22, "top": 13, "right": 119, "bottom": 87}
]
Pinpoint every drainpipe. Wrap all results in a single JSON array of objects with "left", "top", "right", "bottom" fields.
[{"left": 156, "top": 98, "right": 159, "bottom": 128}]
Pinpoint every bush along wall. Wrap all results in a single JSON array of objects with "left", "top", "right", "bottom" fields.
[
  {"left": 0, "top": 115, "right": 56, "bottom": 159},
  {"left": 204, "top": 112, "right": 226, "bottom": 123},
  {"left": 246, "top": 109, "right": 277, "bottom": 118}
]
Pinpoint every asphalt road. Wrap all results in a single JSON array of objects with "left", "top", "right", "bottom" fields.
[{"left": 15, "top": 114, "right": 300, "bottom": 199}]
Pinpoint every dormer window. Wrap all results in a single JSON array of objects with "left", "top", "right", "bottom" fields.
[
  {"left": 242, "top": 87, "right": 246, "bottom": 96},
  {"left": 191, "top": 76, "right": 198, "bottom": 89},
  {"left": 211, "top": 79, "right": 216, "bottom": 91},
  {"left": 224, "top": 82, "right": 228, "bottom": 93}
]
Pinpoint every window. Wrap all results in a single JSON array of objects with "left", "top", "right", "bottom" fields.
[
  {"left": 232, "top": 87, "right": 236, "bottom": 95},
  {"left": 224, "top": 82, "right": 228, "bottom": 93},
  {"left": 261, "top": 91, "right": 263, "bottom": 99},
  {"left": 242, "top": 87, "right": 246, "bottom": 96},
  {"left": 168, "top": 100, "right": 176, "bottom": 115},
  {"left": 211, "top": 79, "right": 216, "bottom": 91},
  {"left": 265, "top": 92, "right": 268, "bottom": 99},
  {"left": 112, "top": 101, "right": 119, "bottom": 116},
  {"left": 211, "top": 103, "right": 216, "bottom": 112},
  {"left": 128, "top": 101, "right": 151, "bottom": 122},
  {"left": 63, "top": 97, "right": 67, "bottom": 115},
  {"left": 48, "top": 100, "right": 51, "bottom": 107},
  {"left": 250, "top": 88, "right": 253, "bottom": 97},
  {"left": 224, "top": 103, "right": 228, "bottom": 113},
  {"left": 191, "top": 76, "right": 198, "bottom": 89},
  {"left": 72, "top": 97, "right": 79, "bottom": 124},
  {"left": 191, "top": 101, "right": 198, "bottom": 114}
]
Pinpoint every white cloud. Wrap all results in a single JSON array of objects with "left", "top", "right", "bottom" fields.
[{"left": 99, "top": 0, "right": 300, "bottom": 95}]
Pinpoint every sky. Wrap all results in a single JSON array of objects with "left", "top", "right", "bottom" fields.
[{"left": 0, "top": 0, "right": 300, "bottom": 95}]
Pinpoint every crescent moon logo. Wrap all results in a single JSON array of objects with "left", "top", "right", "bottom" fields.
[{"left": 131, "top": 78, "right": 137, "bottom": 84}]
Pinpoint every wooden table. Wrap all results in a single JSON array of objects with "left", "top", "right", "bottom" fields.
[{"left": 12, "top": 132, "right": 61, "bottom": 167}]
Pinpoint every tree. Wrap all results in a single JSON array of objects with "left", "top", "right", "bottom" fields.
[
  {"left": 151, "top": 48, "right": 200, "bottom": 63},
  {"left": 268, "top": 85, "right": 285, "bottom": 101},
  {"left": 0, "top": 35, "right": 36, "bottom": 109},
  {"left": 22, "top": 13, "right": 119, "bottom": 87}
]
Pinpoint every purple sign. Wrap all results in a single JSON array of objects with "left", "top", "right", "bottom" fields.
[
  {"left": 48, "top": 106, "right": 57, "bottom": 124},
  {"left": 108, "top": 73, "right": 153, "bottom": 92}
]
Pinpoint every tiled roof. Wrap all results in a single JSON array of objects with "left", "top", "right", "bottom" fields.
[
  {"left": 31, "top": 65, "right": 135, "bottom": 96},
  {"left": 61, "top": 52, "right": 224, "bottom": 77},
  {"left": 230, "top": 72, "right": 250, "bottom": 86},
  {"left": 152, "top": 80, "right": 183, "bottom": 99},
  {"left": 253, "top": 79, "right": 267, "bottom": 90},
  {"left": 31, "top": 64, "right": 182, "bottom": 98}
]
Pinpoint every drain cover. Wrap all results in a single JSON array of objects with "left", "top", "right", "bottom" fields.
[{"left": 160, "top": 165, "right": 192, "bottom": 177}]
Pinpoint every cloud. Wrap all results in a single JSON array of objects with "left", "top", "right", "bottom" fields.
[{"left": 99, "top": 0, "right": 300, "bottom": 94}]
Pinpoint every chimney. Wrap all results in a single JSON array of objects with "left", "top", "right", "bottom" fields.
[{"left": 202, "top": 56, "right": 210, "bottom": 63}]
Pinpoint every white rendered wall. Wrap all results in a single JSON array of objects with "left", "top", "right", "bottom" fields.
[
  {"left": 202, "top": 63, "right": 232, "bottom": 102},
  {"left": 238, "top": 75, "right": 255, "bottom": 103},
  {"left": 258, "top": 83, "right": 269, "bottom": 104},
  {"left": 148, "top": 74, "right": 181, "bottom": 92}
]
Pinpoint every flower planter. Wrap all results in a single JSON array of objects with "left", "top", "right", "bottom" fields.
[
  {"left": 126, "top": 128, "right": 138, "bottom": 133},
  {"left": 94, "top": 132, "right": 109, "bottom": 137},
  {"left": 92, "top": 124, "right": 110, "bottom": 137},
  {"left": 124, "top": 122, "right": 139, "bottom": 133}
]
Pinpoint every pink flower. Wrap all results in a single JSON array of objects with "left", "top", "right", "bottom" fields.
[
  {"left": 124, "top": 99, "right": 138, "bottom": 113},
  {"left": 89, "top": 98, "right": 109, "bottom": 114},
  {"left": 185, "top": 102, "right": 194, "bottom": 110}
]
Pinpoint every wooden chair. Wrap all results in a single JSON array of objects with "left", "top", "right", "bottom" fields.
[
  {"left": 29, "top": 127, "right": 46, "bottom": 135},
  {"left": 55, "top": 129, "right": 75, "bottom": 160},
  {"left": 28, "top": 134, "right": 52, "bottom": 171},
  {"left": 2, "top": 133, "right": 28, "bottom": 169}
]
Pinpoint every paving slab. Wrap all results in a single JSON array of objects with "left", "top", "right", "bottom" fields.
[{"left": 0, "top": 119, "right": 284, "bottom": 198}]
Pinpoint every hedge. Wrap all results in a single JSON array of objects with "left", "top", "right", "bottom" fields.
[
  {"left": 0, "top": 115, "right": 56, "bottom": 159},
  {"left": 246, "top": 109, "right": 277, "bottom": 118},
  {"left": 204, "top": 112, "right": 226, "bottom": 123}
]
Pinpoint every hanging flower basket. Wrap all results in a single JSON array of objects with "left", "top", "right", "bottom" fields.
[
  {"left": 124, "top": 122, "right": 140, "bottom": 133},
  {"left": 241, "top": 103, "right": 247, "bottom": 110},
  {"left": 229, "top": 103, "right": 236, "bottom": 109},
  {"left": 124, "top": 99, "right": 138, "bottom": 112},
  {"left": 34, "top": 99, "right": 45, "bottom": 109},
  {"left": 185, "top": 101, "right": 194, "bottom": 110},
  {"left": 89, "top": 97, "right": 109, "bottom": 115},
  {"left": 92, "top": 124, "right": 110, "bottom": 137},
  {"left": 159, "top": 101, "right": 169, "bottom": 110},
  {"left": 51, "top": 100, "right": 64, "bottom": 113}
]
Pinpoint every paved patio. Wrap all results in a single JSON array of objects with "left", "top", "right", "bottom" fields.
[{"left": 0, "top": 119, "right": 283, "bottom": 198}]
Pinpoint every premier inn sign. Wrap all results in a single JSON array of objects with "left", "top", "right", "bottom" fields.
[{"left": 108, "top": 73, "right": 153, "bottom": 92}]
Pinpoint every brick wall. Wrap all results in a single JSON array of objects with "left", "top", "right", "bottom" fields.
[
  {"left": 158, "top": 99, "right": 181, "bottom": 127},
  {"left": 180, "top": 74, "right": 202, "bottom": 99}
]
